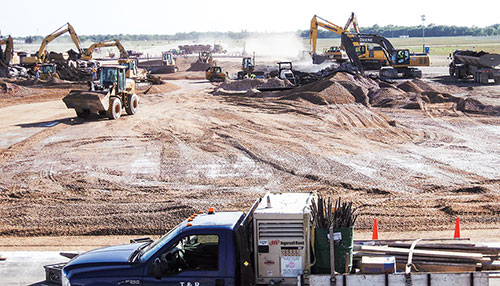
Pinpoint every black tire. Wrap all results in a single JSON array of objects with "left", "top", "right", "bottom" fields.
[
  {"left": 125, "top": 94, "right": 139, "bottom": 115},
  {"left": 107, "top": 97, "right": 122, "bottom": 120},
  {"left": 76, "top": 109, "right": 91, "bottom": 119},
  {"left": 98, "top": 111, "right": 107, "bottom": 118}
]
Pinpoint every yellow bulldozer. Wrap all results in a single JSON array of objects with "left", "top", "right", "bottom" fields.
[{"left": 205, "top": 66, "right": 227, "bottom": 82}]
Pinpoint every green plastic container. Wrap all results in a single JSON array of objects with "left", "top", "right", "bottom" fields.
[{"left": 313, "top": 227, "right": 354, "bottom": 274}]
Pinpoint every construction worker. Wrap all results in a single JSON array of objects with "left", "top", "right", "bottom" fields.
[
  {"left": 92, "top": 66, "right": 97, "bottom": 80},
  {"left": 34, "top": 63, "right": 40, "bottom": 79}
]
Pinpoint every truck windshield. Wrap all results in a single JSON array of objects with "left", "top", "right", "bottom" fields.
[{"left": 140, "top": 225, "right": 181, "bottom": 262}]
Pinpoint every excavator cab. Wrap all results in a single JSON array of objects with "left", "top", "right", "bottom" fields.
[
  {"left": 162, "top": 52, "right": 173, "bottom": 65},
  {"left": 392, "top": 49, "right": 410, "bottom": 66}
]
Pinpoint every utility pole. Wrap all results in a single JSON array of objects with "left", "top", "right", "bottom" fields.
[{"left": 421, "top": 14, "right": 426, "bottom": 53}]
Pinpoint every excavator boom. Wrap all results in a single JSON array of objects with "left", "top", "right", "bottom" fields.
[
  {"left": 22, "top": 22, "right": 82, "bottom": 65},
  {"left": 81, "top": 39, "right": 129, "bottom": 60}
]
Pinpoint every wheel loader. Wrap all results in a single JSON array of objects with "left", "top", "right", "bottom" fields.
[
  {"left": 62, "top": 65, "right": 138, "bottom": 120},
  {"left": 39, "top": 63, "right": 60, "bottom": 80}
]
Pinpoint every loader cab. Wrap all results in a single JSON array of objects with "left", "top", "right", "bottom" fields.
[
  {"left": 41, "top": 63, "right": 56, "bottom": 74},
  {"left": 162, "top": 52, "right": 174, "bottom": 65},
  {"left": 242, "top": 57, "right": 255, "bottom": 71},
  {"left": 100, "top": 66, "right": 126, "bottom": 92}
]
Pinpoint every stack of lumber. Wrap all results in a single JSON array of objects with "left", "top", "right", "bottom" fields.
[{"left": 353, "top": 239, "right": 500, "bottom": 273}]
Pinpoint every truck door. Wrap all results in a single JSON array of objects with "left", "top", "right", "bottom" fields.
[{"left": 143, "top": 232, "right": 229, "bottom": 286}]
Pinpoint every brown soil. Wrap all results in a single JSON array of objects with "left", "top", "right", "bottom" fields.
[{"left": 0, "top": 67, "right": 500, "bottom": 238}]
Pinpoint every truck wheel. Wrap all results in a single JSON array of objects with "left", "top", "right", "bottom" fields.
[
  {"left": 76, "top": 109, "right": 90, "bottom": 119},
  {"left": 107, "top": 97, "right": 122, "bottom": 120},
  {"left": 125, "top": 94, "right": 139, "bottom": 115}
]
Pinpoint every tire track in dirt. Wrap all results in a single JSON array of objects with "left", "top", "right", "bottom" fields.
[{"left": 0, "top": 120, "right": 72, "bottom": 165}]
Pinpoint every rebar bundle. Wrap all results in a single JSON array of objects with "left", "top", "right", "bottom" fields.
[{"left": 311, "top": 196, "right": 357, "bottom": 229}]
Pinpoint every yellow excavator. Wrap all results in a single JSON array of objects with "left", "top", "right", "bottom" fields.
[
  {"left": 341, "top": 33, "right": 429, "bottom": 78},
  {"left": 21, "top": 23, "right": 83, "bottom": 66},
  {"left": 310, "top": 14, "right": 387, "bottom": 69},
  {"left": 80, "top": 39, "right": 128, "bottom": 61},
  {"left": 80, "top": 39, "right": 160, "bottom": 84}
]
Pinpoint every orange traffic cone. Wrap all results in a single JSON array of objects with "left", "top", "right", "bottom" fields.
[
  {"left": 454, "top": 217, "right": 460, "bottom": 239},
  {"left": 372, "top": 218, "right": 379, "bottom": 240}
]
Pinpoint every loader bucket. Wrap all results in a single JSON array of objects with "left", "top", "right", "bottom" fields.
[{"left": 62, "top": 90, "right": 110, "bottom": 113}]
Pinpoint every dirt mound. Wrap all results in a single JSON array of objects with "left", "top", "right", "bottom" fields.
[
  {"left": 457, "top": 97, "right": 500, "bottom": 115},
  {"left": 219, "top": 78, "right": 265, "bottom": 92},
  {"left": 57, "top": 64, "right": 92, "bottom": 81},
  {"left": 0, "top": 80, "right": 17, "bottom": 94},
  {"left": 369, "top": 87, "right": 409, "bottom": 108},
  {"left": 411, "top": 78, "right": 439, "bottom": 92},
  {"left": 260, "top": 77, "right": 293, "bottom": 89},
  {"left": 397, "top": 81, "right": 424, "bottom": 93},
  {"left": 280, "top": 77, "right": 355, "bottom": 105}
]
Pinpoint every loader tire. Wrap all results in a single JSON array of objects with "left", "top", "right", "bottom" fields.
[
  {"left": 126, "top": 94, "right": 139, "bottom": 115},
  {"left": 107, "top": 97, "right": 122, "bottom": 120},
  {"left": 76, "top": 109, "right": 90, "bottom": 119}
]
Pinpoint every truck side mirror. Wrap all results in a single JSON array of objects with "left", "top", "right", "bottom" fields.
[{"left": 152, "top": 258, "right": 163, "bottom": 280}]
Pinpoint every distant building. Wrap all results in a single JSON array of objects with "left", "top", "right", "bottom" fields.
[{"left": 399, "top": 35, "right": 410, "bottom": 38}]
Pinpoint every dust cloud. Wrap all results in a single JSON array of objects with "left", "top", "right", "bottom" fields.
[{"left": 244, "top": 33, "right": 305, "bottom": 60}]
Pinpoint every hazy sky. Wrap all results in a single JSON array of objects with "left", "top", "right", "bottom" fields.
[{"left": 1, "top": 0, "right": 499, "bottom": 37}]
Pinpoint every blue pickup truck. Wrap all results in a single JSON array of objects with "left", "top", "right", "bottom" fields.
[{"left": 57, "top": 209, "right": 256, "bottom": 286}]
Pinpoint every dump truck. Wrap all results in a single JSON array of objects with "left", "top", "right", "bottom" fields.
[
  {"left": 45, "top": 192, "right": 492, "bottom": 286},
  {"left": 62, "top": 65, "right": 138, "bottom": 120},
  {"left": 449, "top": 50, "right": 500, "bottom": 84}
]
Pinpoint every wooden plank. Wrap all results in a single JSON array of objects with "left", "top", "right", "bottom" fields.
[
  {"left": 386, "top": 242, "right": 500, "bottom": 255},
  {"left": 396, "top": 262, "right": 477, "bottom": 273},
  {"left": 353, "top": 252, "right": 483, "bottom": 264},
  {"left": 358, "top": 245, "right": 483, "bottom": 261},
  {"left": 355, "top": 238, "right": 471, "bottom": 244},
  {"left": 482, "top": 260, "right": 500, "bottom": 270}
]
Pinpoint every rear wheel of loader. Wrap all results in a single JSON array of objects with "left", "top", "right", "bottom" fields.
[
  {"left": 126, "top": 94, "right": 139, "bottom": 115},
  {"left": 107, "top": 97, "right": 122, "bottom": 120},
  {"left": 76, "top": 109, "right": 90, "bottom": 119}
]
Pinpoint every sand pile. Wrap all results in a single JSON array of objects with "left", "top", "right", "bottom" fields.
[
  {"left": 219, "top": 78, "right": 265, "bottom": 92},
  {"left": 279, "top": 76, "right": 355, "bottom": 105},
  {"left": 214, "top": 72, "right": 498, "bottom": 115},
  {"left": 457, "top": 98, "right": 500, "bottom": 115}
]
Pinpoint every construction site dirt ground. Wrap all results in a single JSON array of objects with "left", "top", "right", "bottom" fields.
[{"left": 0, "top": 56, "right": 500, "bottom": 249}]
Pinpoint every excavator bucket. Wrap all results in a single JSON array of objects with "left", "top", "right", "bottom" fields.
[{"left": 62, "top": 90, "right": 110, "bottom": 113}]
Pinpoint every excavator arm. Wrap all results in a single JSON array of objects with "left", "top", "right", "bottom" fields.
[
  {"left": 81, "top": 39, "right": 129, "bottom": 60},
  {"left": 35, "top": 23, "right": 82, "bottom": 62},
  {"left": 310, "top": 15, "right": 350, "bottom": 54},
  {"left": 343, "top": 12, "right": 360, "bottom": 34},
  {"left": 0, "top": 35, "right": 14, "bottom": 67}
]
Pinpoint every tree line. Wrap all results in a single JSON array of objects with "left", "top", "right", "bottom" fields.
[
  {"left": 19, "top": 24, "right": 500, "bottom": 44},
  {"left": 304, "top": 24, "right": 500, "bottom": 38}
]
